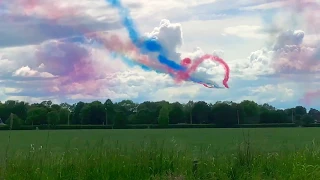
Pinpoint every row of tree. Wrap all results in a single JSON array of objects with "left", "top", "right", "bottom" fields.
[{"left": 0, "top": 99, "right": 319, "bottom": 128}]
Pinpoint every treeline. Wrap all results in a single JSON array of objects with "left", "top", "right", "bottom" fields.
[{"left": 0, "top": 99, "right": 319, "bottom": 129}]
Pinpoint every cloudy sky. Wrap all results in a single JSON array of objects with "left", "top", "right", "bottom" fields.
[{"left": 0, "top": 0, "right": 320, "bottom": 109}]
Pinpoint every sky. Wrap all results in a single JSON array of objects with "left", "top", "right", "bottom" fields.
[{"left": 0, "top": 0, "right": 320, "bottom": 109}]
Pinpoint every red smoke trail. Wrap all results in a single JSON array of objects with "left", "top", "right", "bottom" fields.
[
  {"left": 13, "top": 0, "right": 230, "bottom": 90},
  {"left": 191, "top": 54, "right": 229, "bottom": 88},
  {"left": 95, "top": 36, "right": 228, "bottom": 89},
  {"left": 88, "top": 32, "right": 170, "bottom": 72},
  {"left": 300, "top": 90, "right": 320, "bottom": 105},
  {"left": 181, "top": 58, "right": 191, "bottom": 66},
  {"left": 163, "top": 56, "right": 228, "bottom": 88},
  {"left": 91, "top": 32, "right": 229, "bottom": 89},
  {"left": 95, "top": 34, "right": 230, "bottom": 88},
  {"left": 16, "top": 0, "right": 77, "bottom": 22},
  {"left": 173, "top": 55, "right": 230, "bottom": 88},
  {"left": 7, "top": 0, "right": 112, "bottom": 96},
  {"left": 294, "top": 0, "right": 320, "bottom": 104},
  {"left": 276, "top": 0, "right": 320, "bottom": 104},
  {"left": 282, "top": 0, "right": 320, "bottom": 34}
]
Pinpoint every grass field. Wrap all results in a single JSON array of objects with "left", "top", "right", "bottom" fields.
[
  {"left": 1, "top": 128, "right": 320, "bottom": 179},
  {"left": 1, "top": 128, "right": 319, "bottom": 154}
]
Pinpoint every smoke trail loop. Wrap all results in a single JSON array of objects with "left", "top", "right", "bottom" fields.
[{"left": 106, "top": 0, "right": 230, "bottom": 88}]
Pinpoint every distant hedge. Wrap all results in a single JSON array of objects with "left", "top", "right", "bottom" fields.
[
  {"left": 0, "top": 125, "right": 9, "bottom": 130},
  {"left": 237, "top": 123, "right": 297, "bottom": 128},
  {"left": 1, "top": 123, "right": 319, "bottom": 130},
  {"left": 304, "top": 123, "right": 320, "bottom": 127}
]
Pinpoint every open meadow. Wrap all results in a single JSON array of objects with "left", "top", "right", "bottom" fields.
[
  {"left": 1, "top": 128, "right": 320, "bottom": 179},
  {"left": 1, "top": 128, "right": 320, "bottom": 154}
]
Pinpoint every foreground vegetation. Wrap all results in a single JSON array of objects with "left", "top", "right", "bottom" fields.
[
  {"left": 2, "top": 138, "right": 320, "bottom": 179},
  {"left": 1, "top": 128, "right": 320, "bottom": 179}
]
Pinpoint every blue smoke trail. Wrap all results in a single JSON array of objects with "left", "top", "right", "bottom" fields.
[
  {"left": 105, "top": 0, "right": 186, "bottom": 71},
  {"left": 106, "top": 0, "right": 224, "bottom": 87},
  {"left": 110, "top": 51, "right": 222, "bottom": 88},
  {"left": 61, "top": 33, "right": 214, "bottom": 85}
]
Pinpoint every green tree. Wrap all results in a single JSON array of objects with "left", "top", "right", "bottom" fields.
[
  {"left": 113, "top": 111, "right": 127, "bottom": 128},
  {"left": 47, "top": 111, "right": 60, "bottom": 125},
  {"left": 158, "top": 105, "right": 169, "bottom": 127},
  {"left": 59, "top": 108, "right": 70, "bottom": 124},
  {"left": 259, "top": 103, "right": 276, "bottom": 112},
  {"left": 137, "top": 101, "right": 160, "bottom": 124},
  {"left": 131, "top": 109, "right": 152, "bottom": 124},
  {"left": 300, "top": 114, "right": 314, "bottom": 127},
  {"left": 10, "top": 101, "right": 28, "bottom": 121},
  {"left": 240, "top": 100, "right": 259, "bottom": 116},
  {"left": 234, "top": 103, "right": 245, "bottom": 124},
  {"left": 40, "top": 100, "right": 52, "bottom": 107},
  {"left": 72, "top": 102, "right": 85, "bottom": 124},
  {"left": 169, "top": 102, "right": 185, "bottom": 124},
  {"left": 80, "top": 104, "right": 91, "bottom": 125},
  {"left": 275, "top": 110, "right": 289, "bottom": 123},
  {"left": 90, "top": 101, "right": 106, "bottom": 125},
  {"left": 26, "top": 107, "right": 48, "bottom": 125},
  {"left": 0, "top": 103, "right": 11, "bottom": 121},
  {"left": 295, "top": 106, "right": 307, "bottom": 116},
  {"left": 51, "top": 104, "right": 61, "bottom": 112},
  {"left": 308, "top": 108, "right": 320, "bottom": 122},
  {"left": 5, "top": 113, "right": 22, "bottom": 130},
  {"left": 0, "top": 101, "right": 28, "bottom": 122},
  {"left": 211, "top": 102, "right": 238, "bottom": 127},
  {"left": 260, "top": 110, "right": 289, "bottom": 123},
  {"left": 115, "top": 100, "right": 138, "bottom": 117},
  {"left": 0, "top": 98, "right": 318, "bottom": 128},
  {"left": 192, "top": 101, "right": 210, "bottom": 124},
  {"left": 79, "top": 101, "right": 106, "bottom": 125},
  {"left": 104, "top": 99, "right": 115, "bottom": 125},
  {"left": 60, "top": 102, "right": 72, "bottom": 110},
  {"left": 183, "top": 101, "right": 194, "bottom": 124}
]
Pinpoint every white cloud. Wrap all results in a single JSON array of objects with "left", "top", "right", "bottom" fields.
[
  {"left": 0, "top": 53, "right": 16, "bottom": 75},
  {"left": 145, "top": 19, "right": 183, "bottom": 63},
  {"left": 251, "top": 84, "right": 294, "bottom": 97},
  {"left": 3, "top": 88, "right": 22, "bottom": 94},
  {"left": 13, "top": 66, "right": 56, "bottom": 78},
  {"left": 178, "top": 15, "right": 267, "bottom": 61},
  {"left": 233, "top": 30, "right": 320, "bottom": 80},
  {"left": 230, "top": 49, "right": 274, "bottom": 80},
  {"left": 235, "top": 84, "right": 296, "bottom": 104},
  {"left": 240, "top": 1, "right": 284, "bottom": 11},
  {"left": 223, "top": 25, "right": 266, "bottom": 39}
]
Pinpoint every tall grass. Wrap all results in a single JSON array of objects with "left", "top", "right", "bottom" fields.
[{"left": 2, "top": 137, "right": 320, "bottom": 180}]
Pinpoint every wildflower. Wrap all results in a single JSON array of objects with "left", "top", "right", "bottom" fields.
[{"left": 30, "top": 144, "right": 35, "bottom": 152}]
